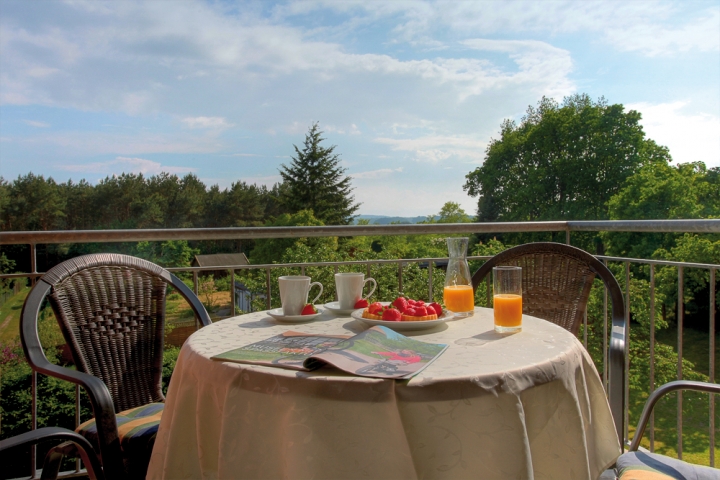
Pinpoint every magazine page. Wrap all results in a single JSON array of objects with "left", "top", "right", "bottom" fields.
[
  {"left": 304, "top": 326, "right": 448, "bottom": 379},
  {"left": 211, "top": 331, "right": 351, "bottom": 370}
]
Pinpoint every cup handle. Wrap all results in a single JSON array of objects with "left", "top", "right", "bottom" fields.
[
  {"left": 308, "top": 282, "right": 323, "bottom": 305},
  {"left": 362, "top": 278, "right": 377, "bottom": 300}
]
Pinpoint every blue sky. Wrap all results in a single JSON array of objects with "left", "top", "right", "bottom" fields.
[{"left": 1, "top": 0, "right": 718, "bottom": 216}]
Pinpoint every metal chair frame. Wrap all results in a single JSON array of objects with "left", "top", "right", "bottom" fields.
[
  {"left": 0, "top": 426, "right": 105, "bottom": 480},
  {"left": 20, "top": 254, "right": 211, "bottom": 480}
]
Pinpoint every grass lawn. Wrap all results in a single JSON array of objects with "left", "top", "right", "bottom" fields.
[
  {"left": 629, "top": 325, "right": 720, "bottom": 466},
  {"left": 0, "top": 287, "right": 30, "bottom": 344}
]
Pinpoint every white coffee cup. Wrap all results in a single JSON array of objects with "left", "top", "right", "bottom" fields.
[
  {"left": 335, "top": 272, "right": 377, "bottom": 310},
  {"left": 278, "top": 276, "right": 324, "bottom": 316}
]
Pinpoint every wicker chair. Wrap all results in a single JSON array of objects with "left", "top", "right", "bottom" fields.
[
  {"left": 471, "top": 242, "right": 626, "bottom": 445},
  {"left": 0, "top": 427, "right": 105, "bottom": 480},
  {"left": 20, "top": 254, "right": 212, "bottom": 480}
]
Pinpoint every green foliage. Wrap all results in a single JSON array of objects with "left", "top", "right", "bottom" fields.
[
  {"left": 279, "top": 123, "right": 359, "bottom": 225},
  {"left": 250, "top": 210, "right": 337, "bottom": 265},
  {"left": 135, "top": 240, "right": 199, "bottom": 268},
  {"left": 464, "top": 94, "right": 668, "bottom": 223},
  {"left": 162, "top": 346, "right": 180, "bottom": 395},
  {"left": 605, "top": 162, "right": 720, "bottom": 258},
  {"left": 652, "top": 234, "right": 720, "bottom": 326},
  {"left": 425, "top": 201, "right": 472, "bottom": 224}
]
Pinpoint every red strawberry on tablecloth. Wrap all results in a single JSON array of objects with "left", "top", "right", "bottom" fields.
[
  {"left": 301, "top": 304, "right": 318, "bottom": 315},
  {"left": 354, "top": 299, "right": 369, "bottom": 309}
]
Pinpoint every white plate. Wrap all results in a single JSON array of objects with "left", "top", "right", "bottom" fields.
[
  {"left": 266, "top": 307, "right": 322, "bottom": 323},
  {"left": 323, "top": 301, "right": 359, "bottom": 316},
  {"left": 350, "top": 305, "right": 452, "bottom": 331}
]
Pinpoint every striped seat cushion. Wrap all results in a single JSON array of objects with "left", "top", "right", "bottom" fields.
[
  {"left": 617, "top": 451, "right": 720, "bottom": 480},
  {"left": 76, "top": 402, "right": 164, "bottom": 477}
]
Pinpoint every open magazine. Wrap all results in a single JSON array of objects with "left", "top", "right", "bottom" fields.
[{"left": 212, "top": 326, "right": 448, "bottom": 379}]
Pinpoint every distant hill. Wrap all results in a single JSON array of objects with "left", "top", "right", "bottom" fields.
[{"left": 355, "top": 215, "right": 432, "bottom": 224}]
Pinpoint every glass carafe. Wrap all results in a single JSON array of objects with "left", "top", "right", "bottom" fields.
[{"left": 443, "top": 237, "right": 474, "bottom": 318}]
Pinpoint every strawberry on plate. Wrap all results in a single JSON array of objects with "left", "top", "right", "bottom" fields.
[
  {"left": 392, "top": 297, "right": 409, "bottom": 312},
  {"left": 354, "top": 299, "right": 369, "bottom": 309},
  {"left": 403, "top": 307, "right": 417, "bottom": 317},
  {"left": 301, "top": 304, "right": 318, "bottom": 315},
  {"left": 368, "top": 302, "right": 385, "bottom": 314},
  {"left": 381, "top": 308, "right": 402, "bottom": 321},
  {"left": 428, "top": 302, "right": 443, "bottom": 316}
]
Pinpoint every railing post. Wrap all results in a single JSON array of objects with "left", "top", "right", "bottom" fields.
[
  {"left": 677, "top": 265, "right": 684, "bottom": 459},
  {"left": 231, "top": 270, "right": 236, "bottom": 316},
  {"left": 398, "top": 262, "right": 403, "bottom": 295},
  {"left": 624, "top": 262, "right": 630, "bottom": 444},
  {"left": 710, "top": 268, "right": 716, "bottom": 467},
  {"left": 76, "top": 383, "right": 81, "bottom": 472},
  {"left": 649, "top": 264, "right": 656, "bottom": 452},
  {"left": 603, "top": 259, "right": 609, "bottom": 391},
  {"left": 266, "top": 268, "right": 271, "bottom": 310},
  {"left": 428, "top": 261, "right": 433, "bottom": 301},
  {"left": 30, "top": 243, "right": 37, "bottom": 286},
  {"left": 31, "top": 371, "right": 37, "bottom": 477}
]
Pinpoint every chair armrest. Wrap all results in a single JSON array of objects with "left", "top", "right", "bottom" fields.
[
  {"left": 628, "top": 380, "right": 720, "bottom": 452},
  {"left": 0, "top": 427, "right": 105, "bottom": 480},
  {"left": 20, "top": 280, "right": 125, "bottom": 479}
]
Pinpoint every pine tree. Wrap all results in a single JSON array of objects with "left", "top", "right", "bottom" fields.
[{"left": 279, "top": 123, "right": 359, "bottom": 225}]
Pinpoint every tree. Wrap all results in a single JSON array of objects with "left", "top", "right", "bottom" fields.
[
  {"left": 249, "top": 210, "right": 337, "bottom": 265},
  {"left": 464, "top": 94, "right": 670, "bottom": 223},
  {"left": 279, "top": 123, "right": 359, "bottom": 225},
  {"left": 426, "top": 201, "right": 472, "bottom": 224},
  {"left": 604, "top": 162, "right": 719, "bottom": 258}
]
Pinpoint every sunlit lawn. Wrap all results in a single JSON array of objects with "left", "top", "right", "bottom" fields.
[{"left": 628, "top": 326, "right": 720, "bottom": 466}]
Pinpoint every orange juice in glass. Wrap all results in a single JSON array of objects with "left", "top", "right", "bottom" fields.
[{"left": 493, "top": 266, "right": 522, "bottom": 333}]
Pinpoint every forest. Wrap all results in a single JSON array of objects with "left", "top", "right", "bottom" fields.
[{"left": 1, "top": 95, "right": 719, "bottom": 470}]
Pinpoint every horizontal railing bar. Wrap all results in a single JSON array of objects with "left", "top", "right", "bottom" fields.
[
  {"left": 598, "top": 255, "right": 720, "bottom": 270},
  {"left": 0, "top": 256, "right": 493, "bottom": 280},
  {"left": 1, "top": 219, "right": 717, "bottom": 245},
  {"left": 566, "top": 219, "right": 720, "bottom": 233},
  {"left": 0, "top": 222, "right": 567, "bottom": 244}
]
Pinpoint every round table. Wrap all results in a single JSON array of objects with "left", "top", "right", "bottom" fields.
[{"left": 147, "top": 308, "right": 620, "bottom": 480}]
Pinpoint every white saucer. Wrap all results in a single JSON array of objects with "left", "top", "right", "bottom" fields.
[
  {"left": 323, "top": 302, "right": 359, "bottom": 316},
  {"left": 266, "top": 307, "right": 322, "bottom": 323}
]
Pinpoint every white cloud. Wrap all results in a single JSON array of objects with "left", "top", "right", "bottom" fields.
[
  {"left": 352, "top": 181, "right": 477, "bottom": 217},
  {"left": 320, "top": 1, "right": 719, "bottom": 57},
  {"left": 23, "top": 120, "right": 50, "bottom": 128},
  {"left": 628, "top": 101, "right": 720, "bottom": 168},
  {"left": 181, "top": 116, "right": 233, "bottom": 129},
  {"left": 7, "top": 131, "right": 226, "bottom": 156},
  {"left": 58, "top": 157, "right": 196, "bottom": 176},
  {"left": 374, "top": 135, "right": 487, "bottom": 163},
  {"left": 351, "top": 167, "right": 403, "bottom": 179}
]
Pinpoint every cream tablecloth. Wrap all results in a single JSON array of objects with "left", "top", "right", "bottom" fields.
[{"left": 147, "top": 308, "right": 620, "bottom": 480}]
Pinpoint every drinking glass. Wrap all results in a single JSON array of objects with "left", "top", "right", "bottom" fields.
[{"left": 493, "top": 266, "right": 522, "bottom": 333}]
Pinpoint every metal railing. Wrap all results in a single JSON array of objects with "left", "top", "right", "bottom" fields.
[{"left": 1, "top": 219, "right": 718, "bottom": 477}]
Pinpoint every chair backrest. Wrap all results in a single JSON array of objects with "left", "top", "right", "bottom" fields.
[
  {"left": 30, "top": 253, "right": 210, "bottom": 412},
  {"left": 471, "top": 242, "right": 627, "bottom": 443},
  {"left": 471, "top": 242, "right": 597, "bottom": 334}
]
